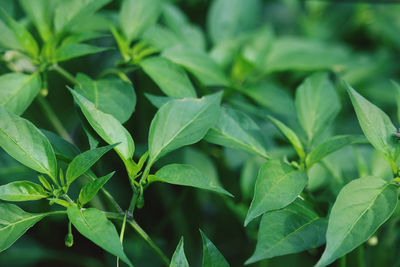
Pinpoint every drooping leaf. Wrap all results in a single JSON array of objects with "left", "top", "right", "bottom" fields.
[
  {"left": 245, "top": 159, "right": 308, "bottom": 226},
  {"left": 0, "top": 181, "right": 48, "bottom": 201},
  {"left": 153, "top": 164, "right": 232, "bottom": 196},
  {"left": 67, "top": 206, "right": 132, "bottom": 267},
  {"left": 295, "top": 72, "right": 341, "bottom": 143},
  {"left": 0, "top": 72, "right": 41, "bottom": 115},
  {"left": 316, "top": 177, "right": 398, "bottom": 267},
  {"left": 0, "top": 106, "right": 57, "bottom": 182},
  {"left": 41, "top": 130, "right": 80, "bottom": 162},
  {"left": 205, "top": 107, "right": 269, "bottom": 158},
  {"left": 347, "top": 83, "right": 400, "bottom": 163},
  {"left": 306, "top": 135, "right": 367, "bottom": 168},
  {"left": 148, "top": 92, "right": 222, "bottom": 165},
  {"left": 75, "top": 73, "right": 136, "bottom": 123},
  {"left": 246, "top": 199, "right": 327, "bottom": 264},
  {"left": 200, "top": 229, "right": 230, "bottom": 267},
  {"left": 0, "top": 203, "right": 47, "bottom": 252},
  {"left": 170, "top": 237, "right": 189, "bottom": 267},
  {"left": 66, "top": 144, "right": 116, "bottom": 186},
  {"left": 141, "top": 56, "right": 196, "bottom": 98},
  {"left": 78, "top": 172, "right": 114, "bottom": 205},
  {"left": 54, "top": 44, "right": 109, "bottom": 62}
]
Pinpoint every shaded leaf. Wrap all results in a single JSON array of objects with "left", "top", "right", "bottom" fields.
[
  {"left": 170, "top": 237, "right": 189, "bottom": 267},
  {"left": 79, "top": 172, "right": 114, "bottom": 205},
  {"left": 200, "top": 229, "right": 230, "bottom": 267},
  {"left": 54, "top": 44, "right": 109, "bottom": 62},
  {"left": 41, "top": 130, "right": 80, "bottom": 162}
]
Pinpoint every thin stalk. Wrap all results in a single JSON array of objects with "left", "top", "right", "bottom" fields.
[
  {"left": 50, "top": 63, "right": 81, "bottom": 87},
  {"left": 339, "top": 256, "right": 346, "bottom": 267},
  {"left": 356, "top": 245, "right": 366, "bottom": 267}
]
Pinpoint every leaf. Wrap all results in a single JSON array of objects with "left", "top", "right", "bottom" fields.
[
  {"left": 120, "top": 0, "right": 161, "bottom": 43},
  {"left": 141, "top": 56, "right": 196, "bottom": 98},
  {"left": 144, "top": 93, "right": 171, "bottom": 109},
  {"left": 0, "top": 106, "right": 57, "bottom": 182},
  {"left": 79, "top": 172, "right": 114, "bottom": 205},
  {"left": 54, "top": 44, "right": 109, "bottom": 62},
  {"left": 316, "top": 177, "right": 398, "bottom": 267},
  {"left": 19, "top": 0, "right": 54, "bottom": 41},
  {"left": 66, "top": 144, "right": 116, "bottom": 186},
  {"left": 162, "top": 45, "right": 229, "bottom": 87},
  {"left": 246, "top": 199, "right": 327, "bottom": 264},
  {"left": 0, "top": 7, "right": 39, "bottom": 57},
  {"left": 295, "top": 72, "right": 341, "bottom": 143},
  {"left": 141, "top": 25, "right": 182, "bottom": 51},
  {"left": 41, "top": 130, "right": 80, "bottom": 162},
  {"left": 306, "top": 135, "right": 367, "bottom": 168},
  {"left": 245, "top": 159, "right": 308, "bottom": 226},
  {"left": 170, "top": 237, "right": 189, "bottom": 267},
  {"left": 69, "top": 89, "right": 135, "bottom": 164},
  {"left": 0, "top": 181, "right": 48, "bottom": 201},
  {"left": 204, "top": 107, "right": 269, "bottom": 158},
  {"left": 393, "top": 81, "right": 400, "bottom": 124},
  {"left": 267, "top": 115, "right": 305, "bottom": 160},
  {"left": 200, "top": 229, "right": 230, "bottom": 267},
  {"left": 148, "top": 92, "right": 222, "bottom": 165},
  {"left": 347, "top": 83, "right": 400, "bottom": 163},
  {"left": 0, "top": 203, "right": 47, "bottom": 252},
  {"left": 0, "top": 72, "right": 41, "bottom": 115},
  {"left": 153, "top": 164, "right": 232, "bottom": 196},
  {"left": 67, "top": 206, "right": 132, "bottom": 267},
  {"left": 75, "top": 73, "right": 136, "bottom": 123}
]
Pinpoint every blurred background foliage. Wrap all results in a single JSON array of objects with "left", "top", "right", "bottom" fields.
[{"left": 1, "top": 0, "right": 400, "bottom": 266}]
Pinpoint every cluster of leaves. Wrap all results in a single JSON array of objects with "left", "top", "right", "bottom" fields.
[{"left": 1, "top": 0, "right": 400, "bottom": 266}]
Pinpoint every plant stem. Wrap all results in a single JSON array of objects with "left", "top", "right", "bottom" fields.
[
  {"left": 36, "top": 95, "right": 74, "bottom": 143},
  {"left": 339, "top": 256, "right": 346, "bottom": 267},
  {"left": 50, "top": 63, "right": 81, "bottom": 87},
  {"left": 356, "top": 245, "right": 366, "bottom": 267}
]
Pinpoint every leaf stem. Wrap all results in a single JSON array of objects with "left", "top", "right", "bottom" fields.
[{"left": 50, "top": 63, "right": 81, "bottom": 87}]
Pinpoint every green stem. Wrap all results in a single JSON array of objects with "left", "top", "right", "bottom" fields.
[
  {"left": 339, "top": 256, "right": 346, "bottom": 267},
  {"left": 36, "top": 95, "right": 74, "bottom": 144},
  {"left": 356, "top": 245, "right": 366, "bottom": 267},
  {"left": 50, "top": 63, "right": 81, "bottom": 87}
]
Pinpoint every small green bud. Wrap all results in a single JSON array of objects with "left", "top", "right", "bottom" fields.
[{"left": 64, "top": 233, "right": 73, "bottom": 247}]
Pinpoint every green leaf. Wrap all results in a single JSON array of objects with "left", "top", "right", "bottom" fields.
[
  {"left": 141, "top": 56, "right": 196, "bottom": 98},
  {"left": 141, "top": 25, "right": 181, "bottom": 51},
  {"left": 69, "top": 89, "right": 135, "bottom": 164},
  {"left": 347, "top": 83, "right": 400, "bottom": 163},
  {"left": 0, "top": 181, "right": 48, "bottom": 201},
  {"left": 0, "top": 106, "right": 57, "bottom": 182},
  {"left": 153, "top": 164, "right": 232, "bottom": 196},
  {"left": 67, "top": 206, "right": 132, "bottom": 267},
  {"left": 200, "top": 229, "right": 230, "bottom": 267},
  {"left": 162, "top": 45, "right": 229, "bottom": 87},
  {"left": 170, "top": 237, "right": 189, "bottom": 267},
  {"left": 0, "top": 203, "right": 47, "bottom": 252},
  {"left": 0, "top": 7, "right": 39, "bottom": 57},
  {"left": 295, "top": 72, "right": 341, "bottom": 143},
  {"left": 246, "top": 199, "right": 327, "bottom": 264},
  {"left": 54, "top": 44, "right": 109, "bottom": 62},
  {"left": 393, "top": 81, "right": 400, "bottom": 124},
  {"left": 267, "top": 115, "right": 304, "bottom": 160},
  {"left": 19, "top": 0, "right": 54, "bottom": 41},
  {"left": 78, "top": 172, "right": 114, "bottom": 205},
  {"left": 120, "top": 0, "right": 161, "bottom": 43},
  {"left": 0, "top": 72, "right": 41, "bottom": 115},
  {"left": 66, "top": 144, "right": 116, "bottom": 186},
  {"left": 75, "top": 73, "right": 136, "bottom": 123},
  {"left": 306, "top": 135, "right": 367, "bottom": 168},
  {"left": 148, "top": 92, "right": 222, "bottom": 165},
  {"left": 316, "top": 177, "right": 398, "bottom": 267},
  {"left": 41, "top": 130, "right": 80, "bottom": 162},
  {"left": 245, "top": 159, "right": 308, "bottom": 226},
  {"left": 205, "top": 107, "right": 269, "bottom": 158},
  {"left": 144, "top": 93, "right": 171, "bottom": 109}
]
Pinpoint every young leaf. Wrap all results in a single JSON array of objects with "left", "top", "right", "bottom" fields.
[
  {"left": 75, "top": 73, "right": 136, "bottom": 123},
  {"left": 120, "top": 0, "right": 161, "bottom": 43},
  {"left": 162, "top": 45, "right": 229, "bottom": 87},
  {"left": 54, "top": 44, "right": 109, "bottom": 62},
  {"left": 0, "top": 181, "right": 48, "bottom": 201},
  {"left": 200, "top": 229, "right": 230, "bottom": 267},
  {"left": 267, "top": 115, "right": 304, "bottom": 160},
  {"left": 67, "top": 206, "right": 133, "bottom": 267},
  {"left": 69, "top": 89, "right": 135, "bottom": 164},
  {"left": 148, "top": 92, "right": 222, "bottom": 165},
  {"left": 204, "top": 107, "right": 269, "bottom": 158},
  {"left": 78, "top": 172, "right": 114, "bottom": 205},
  {"left": 347, "top": 83, "right": 400, "bottom": 163},
  {"left": 306, "top": 135, "right": 367, "bottom": 168},
  {"left": 41, "top": 130, "right": 80, "bottom": 162},
  {"left": 66, "top": 144, "right": 116, "bottom": 186},
  {"left": 153, "top": 164, "right": 232, "bottom": 196},
  {"left": 0, "top": 106, "right": 57, "bottom": 182},
  {"left": 295, "top": 72, "right": 341, "bottom": 143},
  {"left": 170, "top": 237, "right": 189, "bottom": 267},
  {"left": 246, "top": 199, "right": 327, "bottom": 264},
  {"left": 19, "top": 0, "right": 54, "bottom": 41},
  {"left": 141, "top": 25, "right": 182, "bottom": 51},
  {"left": 0, "top": 203, "right": 47, "bottom": 252},
  {"left": 316, "top": 177, "right": 398, "bottom": 267},
  {"left": 0, "top": 72, "right": 41, "bottom": 115},
  {"left": 141, "top": 56, "right": 197, "bottom": 98},
  {"left": 245, "top": 159, "right": 308, "bottom": 226}
]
